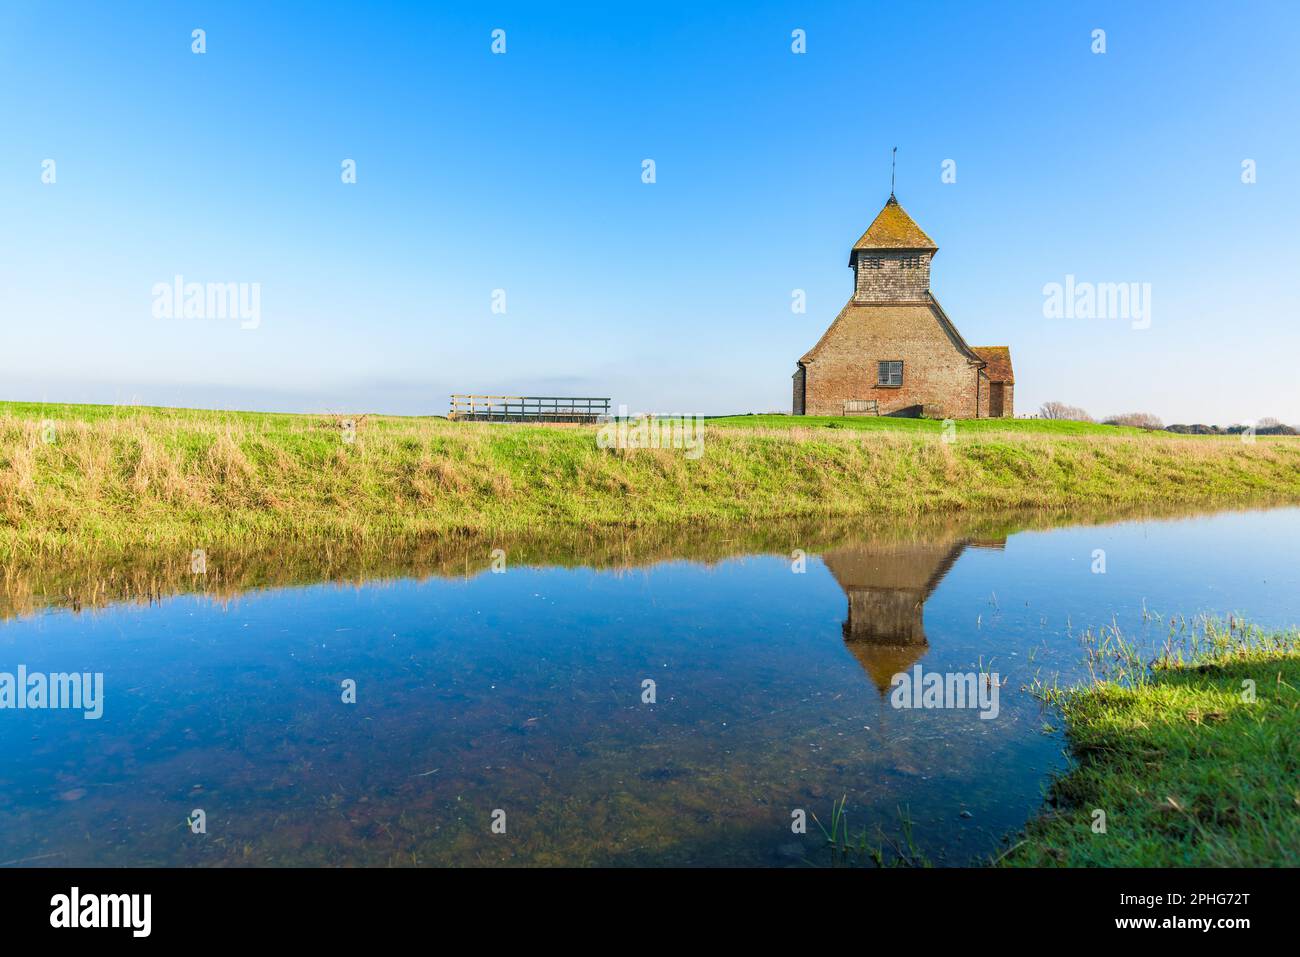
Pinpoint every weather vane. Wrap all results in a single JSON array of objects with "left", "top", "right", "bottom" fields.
[{"left": 891, "top": 146, "right": 897, "bottom": 197}]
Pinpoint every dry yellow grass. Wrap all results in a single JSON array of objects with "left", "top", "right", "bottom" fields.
[{"left": 1, "top": 402, "right": 1298, "bottom": 563}]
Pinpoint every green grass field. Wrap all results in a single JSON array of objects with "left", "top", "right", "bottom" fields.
[
  {"left": 2, "top": 400, "right": 1298, "bottom": 561},
  {"left": 1004, "top": 621, "right": 1300, "bottom": 867},
  {"left": 709, "top": 413, "right": 1146, "bottom": 436}
]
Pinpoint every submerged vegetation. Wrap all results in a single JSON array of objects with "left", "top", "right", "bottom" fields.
[
  {"left": 1005, "top": 619, "right": 1300, "bottom": 867},
  {"left": 3, "top": 400, "right": 1299, "bottom": 561},
  {"left": 811, "top": 796, "right": 930, "bottom": 868}
]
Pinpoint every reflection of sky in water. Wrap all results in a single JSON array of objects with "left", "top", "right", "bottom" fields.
[{"left": 0, "top": 508, "right": 1297, "bottom": 866}]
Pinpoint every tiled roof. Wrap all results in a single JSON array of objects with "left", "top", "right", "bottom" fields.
[
  {"left": 851, "top": 196, "right": 937, "bottom": 253},
  {"left": 799, "top": 295, "right": 984, "bottom": 366},
  {"left": 973, "top": 346, "right": 1014, "bottom": 383}
]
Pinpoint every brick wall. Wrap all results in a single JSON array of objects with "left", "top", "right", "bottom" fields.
[
  {"left": 853, "top": 251, "right": 932, "bottom": 302},
  {"left": 792, "top": 366, "right": 806, "bottom": 415},
  {"left": 800, "top": 301, "right": 981, "bottom": 418},
  {"left": 979, "top": 377, "right": 1016, "bottom": 418}
]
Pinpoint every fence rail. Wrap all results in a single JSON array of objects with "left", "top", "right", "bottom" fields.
[{"left": 449, "top": 394, "right": 611, "bottom": 423}]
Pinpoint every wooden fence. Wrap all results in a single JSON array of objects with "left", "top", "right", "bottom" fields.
[
  {"left": 448, "top": 395, "right": 611, "bottom": 423},
  {"left": 843, "top": 399, "right": 880, "bottom": 416}
]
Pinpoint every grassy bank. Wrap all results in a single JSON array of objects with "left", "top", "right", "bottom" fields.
[
  {"left": 1004, "top": 621, "right": 1300, "bottom": 867},
  {"left": 2, "top": 400, "right": 1299, "bottom": 560},
  {"left": 709, "top": 413, "right": 1144, "bottom": 436}
]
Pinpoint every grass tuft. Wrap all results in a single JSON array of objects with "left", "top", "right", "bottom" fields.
[{"left": 1005, "top": 619, "right": 1300, "bottom": 867}]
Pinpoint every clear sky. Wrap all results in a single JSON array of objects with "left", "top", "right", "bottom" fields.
[{"left": 2, "top": 1, "right": 1297, "bottom": 423}]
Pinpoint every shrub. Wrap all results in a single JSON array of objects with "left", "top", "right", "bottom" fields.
[
  {"left": 1255, "top": 418, "right": 1298, "bottom": 435},
  {"left": 1039, "top": 402, "right": 1093, "bottom": 422},
  {"left": 1103, "top": 412, "right": 1164, "bottom": 430}
]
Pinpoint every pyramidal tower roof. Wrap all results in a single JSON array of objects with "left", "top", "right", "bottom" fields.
[{"left": 850, "top": 195, "right": 937, "bottom": 264}]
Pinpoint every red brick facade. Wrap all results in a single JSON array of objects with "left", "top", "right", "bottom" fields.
[{"left": 793, "top": 196, "right": 1013, "bottom": 419}]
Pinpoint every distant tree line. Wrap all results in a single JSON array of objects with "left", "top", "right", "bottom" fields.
[{"left": 1037, "top": 404, "right": 1298, "bottom": 435}]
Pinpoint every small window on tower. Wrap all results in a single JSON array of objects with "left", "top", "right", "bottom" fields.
[
  {"left": 877, "top": 360, "right": 903, "bottom": 387},
  {"left": 900, "top": 256, "right": 922, "bottom": 269},
  {"left": 862, "top": 256, "right": 882, "bottom": 270}
]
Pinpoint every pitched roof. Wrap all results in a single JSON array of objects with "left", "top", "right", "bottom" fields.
[
  {"left": 799, "top": 294, "right": 985, "bottom": 366},
  {"left": 850, "top": 196, "right": 937, "bottom": 263},
  {"left": 972, "top": 346, "right": 1014, "bottom": 383}
]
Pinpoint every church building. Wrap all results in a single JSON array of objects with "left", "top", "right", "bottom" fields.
[{"left": 792, "top": 195, "right": 1013, "bottom": 418}]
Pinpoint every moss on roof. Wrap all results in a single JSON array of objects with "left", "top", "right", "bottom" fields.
[
  {"left": 798, "top": 297, "right": 983, "bottom": 366},
  {"left": 851, "top": 196, "right": 937, "bottom": 253},
  {"left": 973, "top": 346, "right": 1014, "bottom": 383}
]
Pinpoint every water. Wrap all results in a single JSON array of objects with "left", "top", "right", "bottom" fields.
[{"left": 1, "top": 506, "right": 1297, "bottom": 866}]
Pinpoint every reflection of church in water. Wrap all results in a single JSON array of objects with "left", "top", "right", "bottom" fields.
[{"left": 821, "top": 534, "right": 1006, "bottom": 694}]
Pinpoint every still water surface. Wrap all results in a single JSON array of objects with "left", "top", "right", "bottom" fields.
[{"left": 1, "top": 506, "right": 1297, "bottom": 866}]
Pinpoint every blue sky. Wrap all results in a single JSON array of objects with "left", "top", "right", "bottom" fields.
[{"left": 2, "top": 1, "right": 1297, "bottom": 422}]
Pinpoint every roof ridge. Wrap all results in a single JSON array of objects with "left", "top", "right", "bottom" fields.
[
  {"left": 926, "top": 293, "right": 983, "bottom": 364},
  {"left": 850, "top": 196, "right": 937, "bottom": 262}
]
